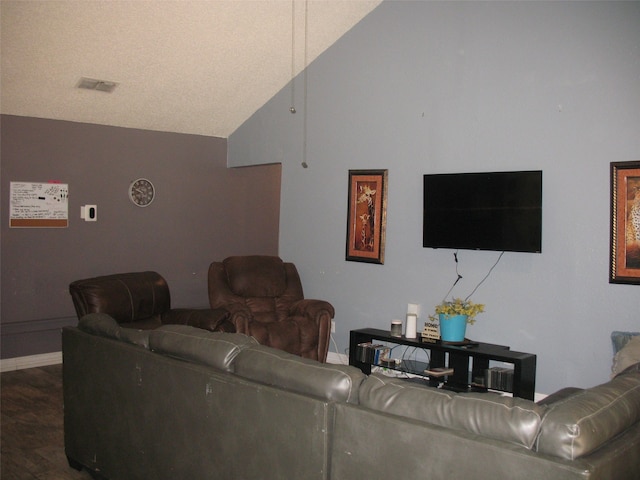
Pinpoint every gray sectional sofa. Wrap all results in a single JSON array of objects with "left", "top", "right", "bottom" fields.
[{"left": 63, "top": 314, "right": 640, "bottom": 480}]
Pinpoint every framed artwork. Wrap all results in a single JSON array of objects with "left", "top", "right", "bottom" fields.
[
  {"left": 610, "top": 161, "right": 640, "bottom": 284},
  {"left": 346, "top": 169, "right": 388, "bottom": 264}
]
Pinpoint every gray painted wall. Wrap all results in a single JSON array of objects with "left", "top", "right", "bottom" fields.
[
  {"left": 1, "top": 115, "right": 281, "bottom": 358},
  {"left": 229, "top": 1, "right": 640, "bottom": 394}
]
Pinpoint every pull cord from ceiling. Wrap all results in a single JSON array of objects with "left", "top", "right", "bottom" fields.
[
  {"left": 290, "top": 0, "right": 309, "bottom": 169},
  {"left": 290, "top": 0, "right": 297, "bottom": 114}
]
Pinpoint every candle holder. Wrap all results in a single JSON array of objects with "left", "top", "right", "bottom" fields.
[{"left": 390, "top": 320, "right": 402, "bottom": 337}]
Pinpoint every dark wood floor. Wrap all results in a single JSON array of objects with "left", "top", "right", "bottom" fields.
[{"left": 1, "top": 364, "right": 93, "bottom": 480}]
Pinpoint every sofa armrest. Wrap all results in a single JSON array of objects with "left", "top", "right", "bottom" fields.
[
  {"left": 162, "top": 308, "right": 235, "bottom": 332},
  {"left": 218, "top": 304, "right": 251, "bottom": 334},
  {"left": 537, "top": 371, "right": 640, "bottom": 459},
  {"left": 289, "top": 300, "right": 333, "bottom": 362},
  {"left": 290, "top": 299, "right": 335, "bottom": 321}
]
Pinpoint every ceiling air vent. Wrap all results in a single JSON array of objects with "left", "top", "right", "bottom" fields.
[{"left": 76, "top": 77, "right": 118, "bottom": 93}]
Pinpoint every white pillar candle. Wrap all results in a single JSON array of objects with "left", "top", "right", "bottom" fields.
[
  {"left": 407, "top": 303, "right": 419, "bottom": 315},
  {"left": 405, "top": 313, "right": 417, "bottom": 339}
]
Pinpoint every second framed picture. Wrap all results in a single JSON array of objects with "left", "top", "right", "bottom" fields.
[
  {"left": 610, "top": 161, "right": 640, "bottom": 284},
  {"left": 346, "top": 169, "right": 388, "bottom": 264}
]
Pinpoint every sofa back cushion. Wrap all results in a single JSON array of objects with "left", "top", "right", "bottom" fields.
[
  {"left": 78, "top": 313, "right": 150, "bottom": 348},
  {"left": 149, "top": 325, "right": 258, "bottom": 372},
  {"left": 359, "top": 373, "right": 546, "bottom": 449},
  {"left": 70, "top": 271, "right": 170, "bottom": 325},
  {"left": 233, "top": 344, "right": 365, "bottom": 404},
  {"left": 536, "top": 370, "right": 640, "bottom": 459},
  {"left": 223, "top": 255, "right": 288, "bottom": 298}
]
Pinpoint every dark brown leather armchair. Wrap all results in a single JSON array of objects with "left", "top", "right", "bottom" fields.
[
  {"left": 69, "top": 271, "right": 234, "bottom": 332},
  {"left": 207, "top": 256, "right": 334, "bottom": 362}
]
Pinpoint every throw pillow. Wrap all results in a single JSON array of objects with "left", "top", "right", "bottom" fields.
[{"left": 612, "top": 335, "right": 640, "bottom": 378}]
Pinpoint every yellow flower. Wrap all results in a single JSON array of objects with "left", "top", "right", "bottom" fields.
[{"left": 432, "top": 298, "right": 485, "bottom": 325}]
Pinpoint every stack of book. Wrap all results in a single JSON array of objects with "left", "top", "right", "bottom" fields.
[
  {"left": 356, "top": 342, "right": 391, "bottom": 365},
  {"left": 484, "top": 366, "right": 514, "bottom": 392},
  {"left": 423, "top": 366, "right": 454, "bottom": 377}
]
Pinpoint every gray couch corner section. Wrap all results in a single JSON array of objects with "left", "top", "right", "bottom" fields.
[
  {"left": 63, "top": 324, "right": 640, "bottom": 479},
  {"left": 233, "top": 344, "right": 366, "bottom": 404}
]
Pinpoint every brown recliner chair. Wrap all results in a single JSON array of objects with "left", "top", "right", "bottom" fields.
[
  {"left": 207, "top": 256, "right": 334, "bottom": 362},
  {"left": 69, "top": 271, "right": 234, "bottom": 332}
]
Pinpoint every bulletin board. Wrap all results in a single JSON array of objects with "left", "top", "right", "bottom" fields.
[{"left": 9, "top": 182, "right": 69, "bottom": 228}]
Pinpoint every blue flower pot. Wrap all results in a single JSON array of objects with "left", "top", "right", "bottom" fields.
[{"left": 439, "top": 314, "right": 468, "bottom": 342}]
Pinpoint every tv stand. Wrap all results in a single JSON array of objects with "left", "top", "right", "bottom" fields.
[{"left": 349, "top": 328, "right": 536, "bottom": 400}]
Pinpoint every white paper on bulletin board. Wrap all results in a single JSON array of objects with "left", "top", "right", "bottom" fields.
[{"left": 9, "top": 182, "right": 69, "bottom": 228}]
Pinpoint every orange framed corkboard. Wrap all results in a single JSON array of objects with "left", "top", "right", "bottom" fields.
[{"left": 9, "top": 182, "right": 69, "bottom": 228}]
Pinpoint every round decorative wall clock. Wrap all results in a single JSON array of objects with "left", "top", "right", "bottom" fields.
[{"left": 128, "top": 178, "right": 155, "bottom": 207}]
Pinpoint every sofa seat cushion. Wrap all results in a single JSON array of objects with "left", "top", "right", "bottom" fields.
[
  {"left": 233, "top": 344, "right": 365, "bottom": 404},
  {"left": 536, "top": 370, "right": 640, "bottom": 460},
  {"left": 78, "top": 313, "right": 150, "bottom": 348},
  {"left": 149, "top": 325, "right": 258, "bottom": 372},
  {"left": 359, "top": 373, "right": 546, "bottom": 449}
]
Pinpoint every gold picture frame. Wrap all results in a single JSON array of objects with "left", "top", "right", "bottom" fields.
[
  {"left": 610, "top": 161, "right": 640, "bottom": 284},
  {"left": 346, "top": 169, "right": 388, "bottom": 264}
]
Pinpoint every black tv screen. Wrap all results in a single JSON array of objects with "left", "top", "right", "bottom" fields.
[{"left": 423, "top": 170, "right": 542, "bottom": 253}]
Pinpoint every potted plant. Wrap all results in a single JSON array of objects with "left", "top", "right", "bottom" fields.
[{"left": 430, "top": 297, "right": 485, "bottom": 342}]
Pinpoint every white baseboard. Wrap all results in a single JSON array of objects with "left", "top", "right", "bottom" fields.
[
  {"left": 0, "top": 351, "right": 62, "bottom": 373},
  {"left": 534, "top": 392, "right": 548, "bottom": 402},
  {"left": 326, "top": 351, "right": 349, "bottom": 365}
]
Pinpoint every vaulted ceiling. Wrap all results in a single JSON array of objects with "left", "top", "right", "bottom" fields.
[{"left": 1, "top": 1, "right": 380, "bottom": 138}]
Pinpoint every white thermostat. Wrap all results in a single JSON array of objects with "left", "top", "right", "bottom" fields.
[{"left": 80, "top": 205, "right": 97, "bottom": 221}]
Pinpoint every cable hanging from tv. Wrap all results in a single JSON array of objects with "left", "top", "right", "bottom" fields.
[{"left": 441, "top": 250, "right": 505, "bottom": 303}]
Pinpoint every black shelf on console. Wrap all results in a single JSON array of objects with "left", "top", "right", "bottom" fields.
[{"left": 349, "top": 328, "right": 536, "bottom": 400}]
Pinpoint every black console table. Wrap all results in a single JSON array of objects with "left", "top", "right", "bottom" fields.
[{"left": 349, "top": 328, "right": 536, "bottom": 400}]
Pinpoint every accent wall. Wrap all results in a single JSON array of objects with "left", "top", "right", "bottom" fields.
[
  {"left": 1, "top": 115, "right": 281, "bottom": 359},
  {"left": 229, "top": 1, "right": 640, "bottom": 394}
]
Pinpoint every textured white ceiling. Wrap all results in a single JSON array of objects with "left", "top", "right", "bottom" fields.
[{"left": 1, "top": 0, "right": 380, "bottom": 138}]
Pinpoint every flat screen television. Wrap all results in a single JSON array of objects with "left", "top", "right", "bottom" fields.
[{"left": 423, "top": 170, "right": 542, "bottom": 253}]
